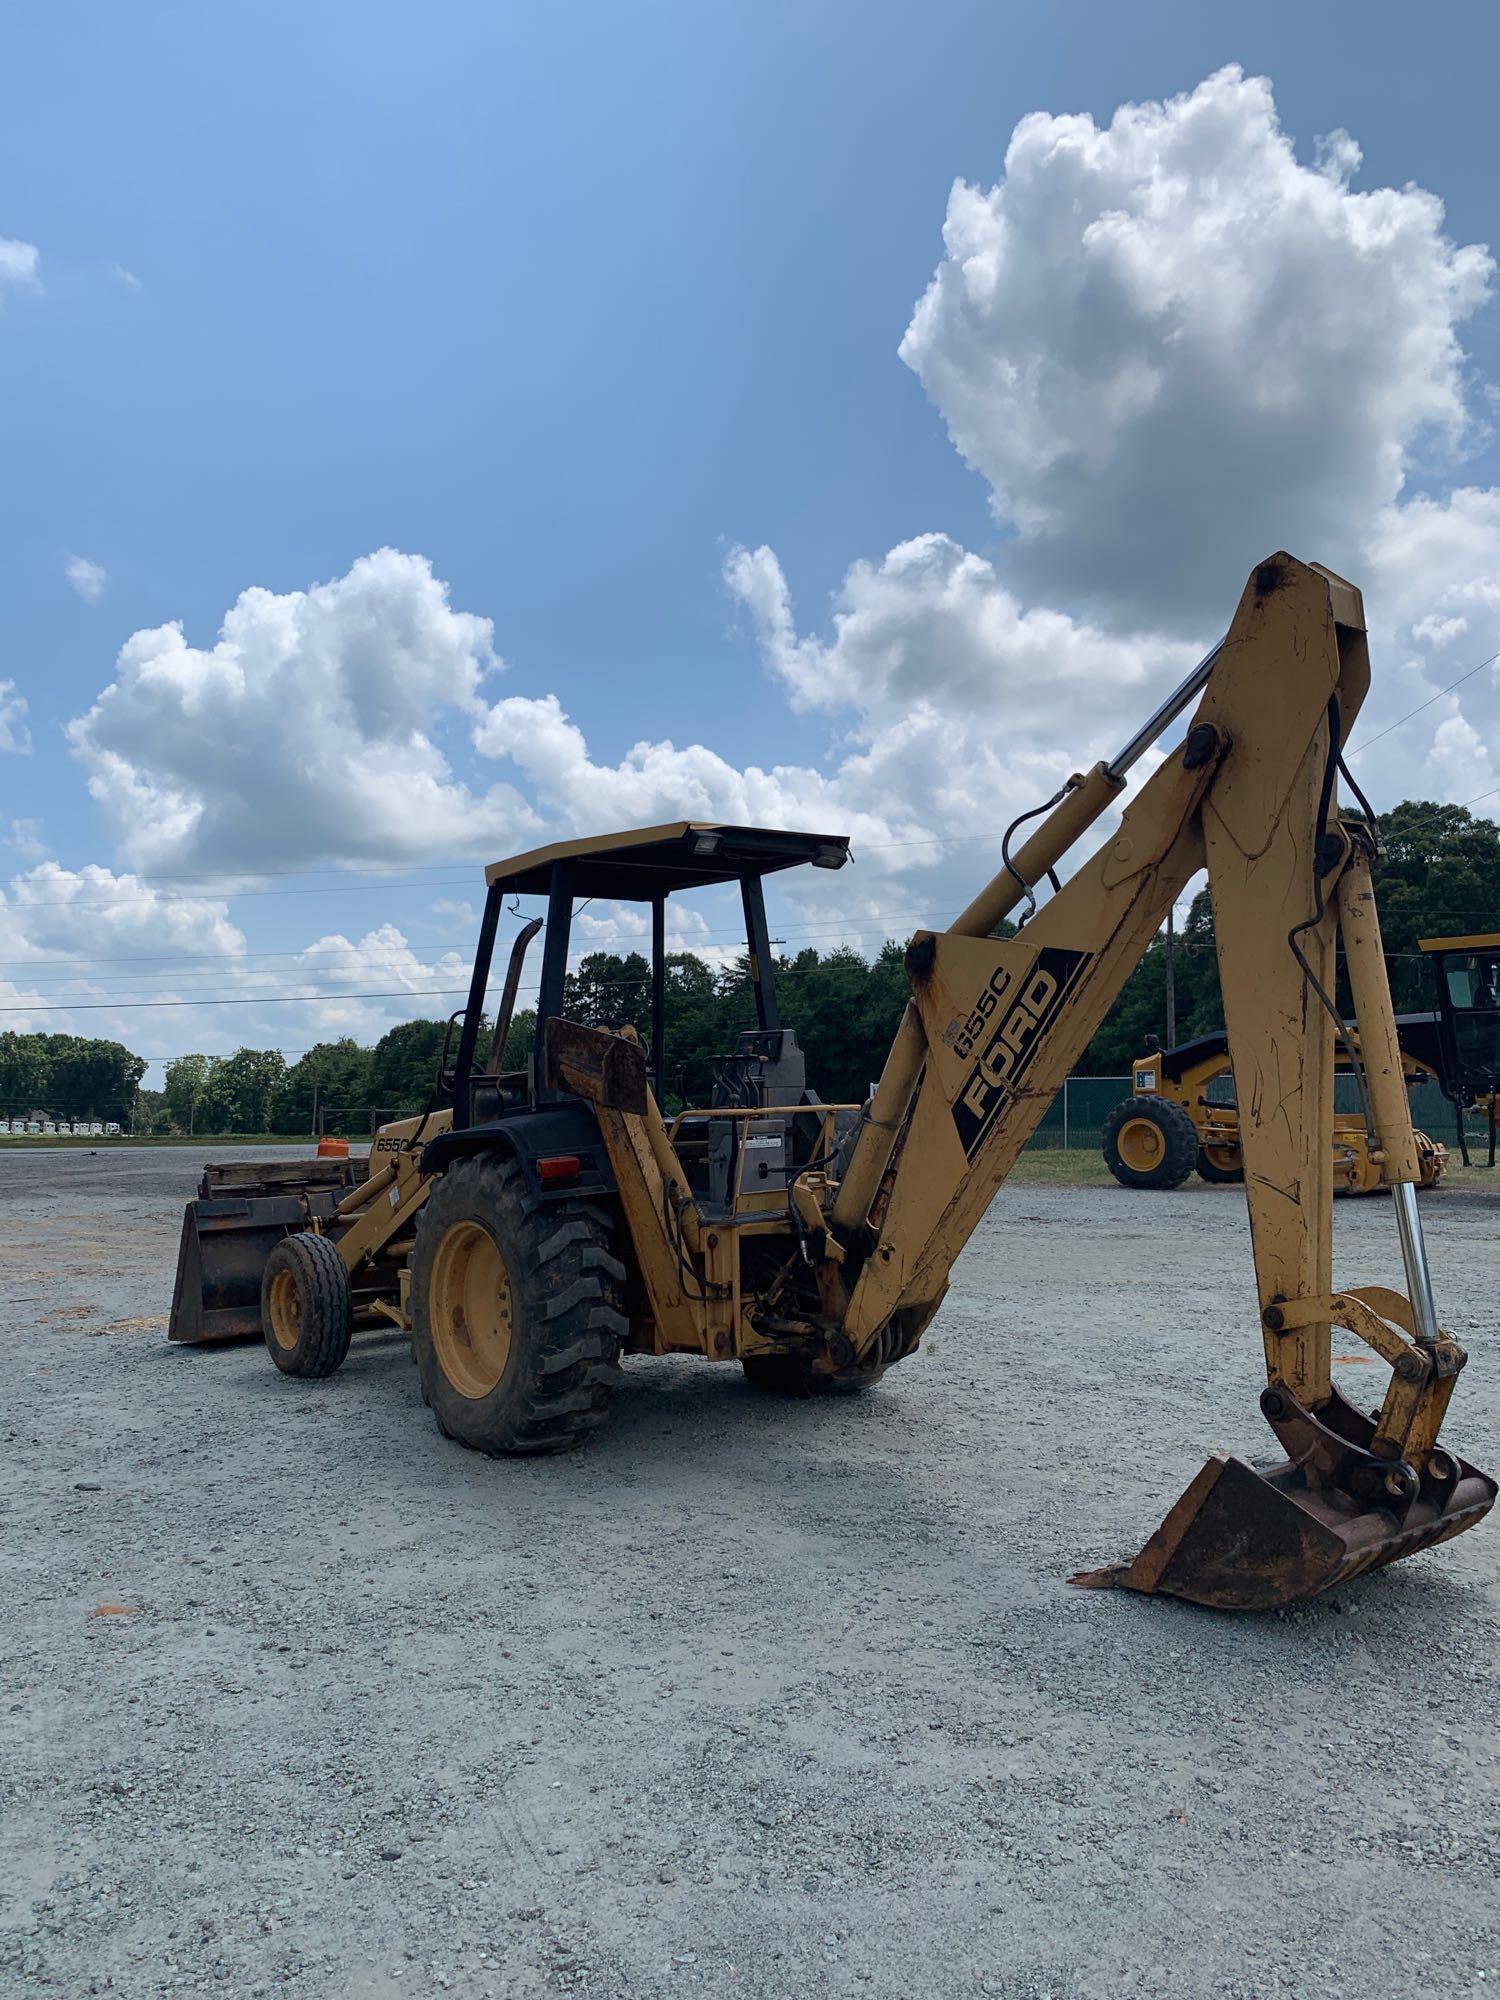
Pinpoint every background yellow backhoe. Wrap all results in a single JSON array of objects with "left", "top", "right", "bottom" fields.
[
  {"left": 1105, "top": 1030, "right": 1448, "bottom": 1193},
  {"left": 169, "top": 554, "right": 1494, "bottom": 1612}
]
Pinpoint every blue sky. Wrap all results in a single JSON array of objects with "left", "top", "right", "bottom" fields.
[{"left": 4, "top": 3, "right": 1500, "bottom": 1079}]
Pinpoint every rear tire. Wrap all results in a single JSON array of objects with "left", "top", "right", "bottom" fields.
[
  {"left": 261, "top": 1232, "right": 353, "bottom": 1378},
  {"left": 1101, "top": 1098, "right": 1198, "bottom": 1190},
  {"left": 410, "top": 1155, "right": 627, "bottom": 1455},
  {"left": 1195, "top": 1144, "right": 1244, "bottom": 1185}
]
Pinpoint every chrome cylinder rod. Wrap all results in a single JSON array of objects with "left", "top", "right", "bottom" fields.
[
  {"left": 1105, "top": 639, "right": 1224, "bottom": 783},
  {"left": 1393, "top": 1181, "right": 1441, "bottom": 1346}
]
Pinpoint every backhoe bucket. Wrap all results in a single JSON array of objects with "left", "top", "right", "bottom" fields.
[
  {"left": 167, "top": 1160, "right": 359, "bottom": 1345},
  {"left": 1074, "top": 1387, "right": 1495, "bottom": 1611}
]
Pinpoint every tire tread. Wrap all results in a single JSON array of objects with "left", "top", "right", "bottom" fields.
[
  {"left": 409, "top": 1154, "right": 625, "bottom": 1455},
  {"left": 261, "top": 1231, "right": 353, "bottom": 1379},
  {"left": 1100, "top": 1096, "right": 1199, "bottom": 1190}
]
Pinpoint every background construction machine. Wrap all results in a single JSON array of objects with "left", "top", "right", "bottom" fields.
[
  {"left": 1419, "top": 932, "right": 1500, "bottom": 1165},
  {"left": 1104, "top": 928, "right": 1500, "bottom": 1184},
  {"left": 1104, "top": 1030, "right": 1448, "bottom": 1193},
  {"left": 169, "top": 554, "right": 1493, "bottom": 1611}
]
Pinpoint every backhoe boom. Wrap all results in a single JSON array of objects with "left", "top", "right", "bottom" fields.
[{"left": 818, "top": 552, "right": 1493, "bottom": 1607}]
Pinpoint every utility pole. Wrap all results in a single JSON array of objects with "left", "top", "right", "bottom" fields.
[
  {"left": 311, "top": 1081, "right": 320, "bottom": 1143},
  {"left": 1164, "top": 905, "right": 1178, "bottom": 1049}
]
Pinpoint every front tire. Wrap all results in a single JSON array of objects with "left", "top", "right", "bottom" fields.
[
  {"left": 261, "top": 1231, "right": 353, "bottom": 1378},
  {"left": 1195, "top": 1143, "right": 1244, "bottom": 1185},
  {"left": 410, "top": 1155, "right": 627, "bottom": 1455},
  {"left": 1101, "top": 1097, "right": 1198, "bottom": 1190}
]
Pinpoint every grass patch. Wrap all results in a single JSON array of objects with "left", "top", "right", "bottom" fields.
[
  {"left": 1005, "top": 1147, "right": 1113, "bottom": 1186},
  {"left": 1005, "top": 1149, "right": 1500, "bottom": 1194},
  {"left": 0, "top": 1133, "right": 305, "bottom": 1150},
  {"left": 1432, "top": 1160, "right": 1500, "bottom": 1195}
]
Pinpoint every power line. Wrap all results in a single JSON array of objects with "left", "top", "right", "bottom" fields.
[
  {"left": 0, "top": 944, "right": 430, "bottom": 972},
  {"left": 0, "top": 908, "right": 793, "bottom": 976},
  {"left": 0, "top": 875, "right": 478, "bottom": 913},
  {"left": 149, "top": 1052, "right": 318, "bottom": 1063},
  {"left": 39, "top": 860, "right": 485, "bottom": 884},
  {"left": 1345, "top": 647, "right": 1500, "bottom": 758},
  {"left": 0, "top": 985, "right": 472, "bottom": 1016},
  {"left": 0, "top": 910, "right": 943, "bottom": 1002},
  {"left": 0, "top": 888, "right": 954, "bottom": 973},
  {"left": 17, "top": 880, "right": 1500, "bottom": 989},
  {"left": 11, "top": 933, "right": 1464, "bottom": 1020},
  {"left": 0, "top": 840, "right": 995, "bottom": 911},
  {"left": 10, "top": 894, "right": 1500, "bottom": 1011},
  {"left": 4, "top": 953, "right": 470, "bottom": 996}
]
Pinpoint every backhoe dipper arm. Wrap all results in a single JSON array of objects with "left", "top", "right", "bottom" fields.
[{"left": 823, "top": 553, "right": 1493, "bottom": 1608}]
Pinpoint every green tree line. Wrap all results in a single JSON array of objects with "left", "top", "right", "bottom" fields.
[
  {"left": 142, "top": 943, "right": 916, "bottom": 1135},
  {"left": 0, "top": 1033, "right": 146, "bottom": 1125},
  {"left": 46, "top": 799, "right": 1500, "bottom": 1135},
  {"left": 1080, "top": 799, "right": 1500, "bottom": 1069}
]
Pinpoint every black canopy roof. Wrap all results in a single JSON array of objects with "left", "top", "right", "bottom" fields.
[
  {"left": 1157, "top": 1013, "right": 1446, "bottom": 1085},
  {"left": 484, "top": 821, "right": 851, "bottom": 901}
]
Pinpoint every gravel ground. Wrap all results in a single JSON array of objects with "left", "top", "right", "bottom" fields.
[{"left": 3, "top": 1147, "right": 1498, "bottom": 2000}]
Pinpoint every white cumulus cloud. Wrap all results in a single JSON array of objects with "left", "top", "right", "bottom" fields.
[
  {"left": 474, "top": 689, "right": 925, "bottom": 860},
  {"left": 0, "top": 235, "right": 39, "bottom": 296},
  {"left": 1352, "top": 487, "right": 1500, "bottom": 799},
  {"left": 65, "top": 554, "right": 108, "bottom": 602},
  {"left": 7, "top": 819, "right": 47, "bottom": 861},
  {"left": 0, "top": 867, "right": 476, "bottom": 1075},
  {"left": 67, "top": 548, "right": 540, "bottom": 874},
  {"left": 1423, "top": 711, "right": 1494, "bottom": 803},
  {"left": 899, "top": 64, "right": 1493, "bottom": 631},
  {"left": 728, "top": 64, "right": 1500, "bottom": 820},
  {"left": 724, "top": 534, "right": 1193, "bottom": 733},
  {"left": 0, "top": 862, "right": 244, "bottom": 979},
  {"left": 0, "top": 680, "right": 31, "bottom": 754}
]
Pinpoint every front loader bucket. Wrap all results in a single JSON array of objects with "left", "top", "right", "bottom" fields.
[
  {"left": 168, "top": 1193, "right": 306, "bottom": 1344},
  {"left": 1073, "top": 1387, "right": 1495, "bottom": 1611},
  {"left": 168, "top": 1159, "right": 361, "bottom": 1345}
]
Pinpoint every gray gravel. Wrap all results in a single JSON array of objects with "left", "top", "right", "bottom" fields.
[{"left": 3, "top": 1147, "right": 1498, "bottom": 1999}]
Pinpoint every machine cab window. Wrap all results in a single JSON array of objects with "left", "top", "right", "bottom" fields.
[
  {"left": 1421, "top": 932, "right": 1500, "bottom": 1111},
  {"left": 1441, "top": 952, "right": 1500, "bottom": 1012}
]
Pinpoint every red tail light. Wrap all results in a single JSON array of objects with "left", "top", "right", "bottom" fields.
[{"left": 537, "top": 1154, "right": 582, "bottom": 1185}]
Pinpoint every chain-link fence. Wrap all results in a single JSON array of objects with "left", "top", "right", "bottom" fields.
[
  {"left": 320, "top": 1078, "right": 1490, "bottom": 1157},
  {"left": 1025, "top": 1077, "right": 1131, "bottom": 1150},
  {"left": 1404, "top": 1079, "right": 1494, "bottom": 1158},
  {"left": 317, "top": 1103, "right": 413, "bottom": 1139}
]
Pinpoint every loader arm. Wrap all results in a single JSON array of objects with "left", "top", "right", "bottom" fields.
[{"left": 820, "top": 552, "right": 1493, "bottom": 1607}]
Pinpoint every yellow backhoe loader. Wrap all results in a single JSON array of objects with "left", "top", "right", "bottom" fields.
[
  {"left": 1105, "top": 1032, "right": 1448, "bottom": 1193},
  {"left": 169, "top": 554, "right": 1494, "bottom": 1611}
]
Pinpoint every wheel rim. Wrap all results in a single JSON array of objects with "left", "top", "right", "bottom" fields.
[
  {"left": 1202, "top": 1144, "right": 1239, "bottom": 1173},
  {"left": 428, "top": 1220, "right": 514, "bottom": 1400},
  {"left": 267, "top": 1266, "right": 303, "bottom": 1351},
  {"left": 1117, "top": 1116, "right": 1166, "bottom": 1173}
]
